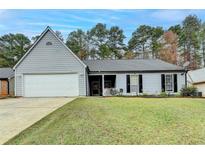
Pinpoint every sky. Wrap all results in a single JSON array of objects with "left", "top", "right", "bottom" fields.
[{"left": 1, "top": 9, "right": 205, "bottom": 43}]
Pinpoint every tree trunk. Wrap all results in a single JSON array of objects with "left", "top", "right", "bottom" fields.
[
  {"left": 142, "top": 44, "right": 145, "bottom": 59},
  {"left": 203, "top": 44, "right": 205, "bottom": 67}
]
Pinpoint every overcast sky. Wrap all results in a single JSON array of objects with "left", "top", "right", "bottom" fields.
[{"left": 1, "top": 9, "right": 205, "bottom": 43}]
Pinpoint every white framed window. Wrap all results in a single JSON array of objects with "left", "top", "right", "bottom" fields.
[
  {"left": 130, "top": 75, "right": 139, "bottom": 93},
  {"left": 165, "top": 74, "right": 173, "bottom": 91}
]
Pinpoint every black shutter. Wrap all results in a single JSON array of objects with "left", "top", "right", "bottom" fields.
[
  {"left": 126, "top": 75, "right": 130, "bottom": 93},
  {"left": 174, "top": 74, "right": 178, "bottom": 92},
  {"left": 161, "top": 74, "right": 165, "bottom": 92},
  {"left": 139, "top": 75, "right": 143, "bottom": 93}
]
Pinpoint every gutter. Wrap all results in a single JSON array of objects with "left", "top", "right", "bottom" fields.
[
  {"left": 88, "top": 70, "right": 186, "bottom": 74},
  {"left": 193, "top": 81, "right": 205, "bottom": 85}
]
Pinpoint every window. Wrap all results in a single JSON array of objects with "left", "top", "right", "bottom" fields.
[
  {"left": 104, "top": 80, "right": 112, "bottom": 88},
  {"left": 126, "top": 75, "right": 139, "bottom": 93},
  {"left": 104, "top": 75, "right": 116, "bottom": 88},
  {"left": 130, "top": 75, "right": 139, "bottom": 93},
  {"left": 165, "top": 74, "right": 173, "bottom": 91}
]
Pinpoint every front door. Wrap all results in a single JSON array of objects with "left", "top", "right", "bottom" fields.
[
  {"left": 89, "top": 76, "right": 102, "bottom": 96},
  {"left": 91, "top": 81, "right": 101, "bottom": 96},
  {"left": 1, "top": 80, "right": 8, "bottom": 96}
]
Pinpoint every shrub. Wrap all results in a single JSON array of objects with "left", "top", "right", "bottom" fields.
[
  {"left": 141, "top": 93, "right": 148, "bottom": 96},
  {"left": 180, "top": 86, "right": 198, "bottom": 97},
  {"left": 110, "top": 88, "right": 118, "bottom": 96},
  {"left": 160, "top": 92, "right": 168, "bottom": 97},
  {"left": 173, "top": 92, "right": 181, "bottom": 97}
]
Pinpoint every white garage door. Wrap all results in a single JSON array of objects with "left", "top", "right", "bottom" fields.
[{"left": 24, "top": 74, "right": 79, "bottom": 97}]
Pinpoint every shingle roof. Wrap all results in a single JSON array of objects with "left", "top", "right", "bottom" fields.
[
  {"left": 188, "top": 68, "right": 205, "bottom": 84},
  {"left": 0, "top": 68, "right": 14, "bottom": 79},
  {"left": 83, "top": 59, "right": 184, "bottom": 72}
]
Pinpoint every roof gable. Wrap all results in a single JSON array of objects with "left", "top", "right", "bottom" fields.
[{"left": 13, "top": 26, "right": 86, "bottom": 70}]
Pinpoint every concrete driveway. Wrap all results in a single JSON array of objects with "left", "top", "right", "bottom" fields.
[{"left": 0, "top": 97, "right": 75, "bottom": 144}]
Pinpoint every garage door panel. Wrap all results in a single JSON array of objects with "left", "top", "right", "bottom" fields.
[{"left": 24, "top": 74, "right": 79, "bottom": 97}]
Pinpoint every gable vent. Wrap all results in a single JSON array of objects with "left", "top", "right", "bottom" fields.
[{"left": 46, "top": 41, "right": 52, "bottom": 46}]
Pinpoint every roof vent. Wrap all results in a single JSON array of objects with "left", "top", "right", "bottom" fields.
[{"left": 46, "top": 41, "right": 52, "bottom": 46}]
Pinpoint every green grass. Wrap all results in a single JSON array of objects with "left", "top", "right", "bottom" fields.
[{"left": 5, "top": 97, "right": 205, "bottom": 144}]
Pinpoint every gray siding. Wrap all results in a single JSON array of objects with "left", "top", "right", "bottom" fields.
[
  {"left": 15, "top": 75, "right": 22, "bottom": 96},
  {"left": 9, "top": 77, "right": 14, "bottom": 96},
  {"left": 89, "top": 72, "right": 185, "bottom": 96},
  {"left": 15, "top": 30, "right": 86, "bottom": 96}
]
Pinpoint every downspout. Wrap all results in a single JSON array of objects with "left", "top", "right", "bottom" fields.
[
  {"left": 184, "top": 68, "right": 189, "bottom": 88},
  {"left": 85, "top": 66, "right": 89, "bottom": 96},
  {"left": 14, "top": 69, "right": 16, "bottom": 96},
  {"left": 102, "top": 74, "right": 104, "bottom": 96},
  {"left": 7, "top": 78, "right": 10, "bottom": 95}
]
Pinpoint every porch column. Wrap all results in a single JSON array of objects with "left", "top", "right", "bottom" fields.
[{"left": 102, "top": 74, "right": 104, "bottom": 96}]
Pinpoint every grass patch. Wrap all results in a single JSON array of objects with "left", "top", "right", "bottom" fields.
[{"left": 5, "top": 97, "right": 205, "bottom": 144}]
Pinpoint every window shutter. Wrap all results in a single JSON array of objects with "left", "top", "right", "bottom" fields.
[
  {"left": 139, "top": 75, "right": 143, "bottom": 93},
  {"left": 174, "top": 74, "right": 178, "bottom": 92},
  {"left": 126, "top": 75, "right": 130, "bottom": 93},
  {"left": 161, "top": 74, "right": 165, "bottom": 92}
]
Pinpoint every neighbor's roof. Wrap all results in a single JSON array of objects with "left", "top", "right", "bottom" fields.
[
  {"left": 188, "top": 68, "right": 205, "bottom": 84},
  {"left": 83, "top": 59, "right": 184, "bottom": 72},
  {"left": 0, "top": 68, "right": 14, "bottom": 79}
]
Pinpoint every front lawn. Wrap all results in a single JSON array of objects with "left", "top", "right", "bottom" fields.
[{"left": 6, "top": 97, "right": 205, "bottom": 144}]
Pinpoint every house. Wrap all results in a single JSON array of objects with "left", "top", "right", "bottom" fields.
[
  {"left": 0, "top": 68, "right": 14, "bottom": 96},
  {"left": 13, "top": 27, "right": 186, "bottom": 97},
  {"left": 83, "top": 59, "right": 186, "bottom": 96},
  {"left": 188, "top": 68, "right": 205, "bottom": 97}
]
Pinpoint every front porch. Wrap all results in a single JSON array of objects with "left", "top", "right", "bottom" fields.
[
  {"left": 88, "top": 75, "right": 116, "bottom": 96},
  {"left": 88, "top": 74, "right": 141, "bottom": 96}
]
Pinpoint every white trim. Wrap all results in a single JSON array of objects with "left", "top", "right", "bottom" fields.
[
  {"left": 187, "top": 72, "right": 194, "bottom": 83},
  {"left": 22, "top": 72, "right": 78, "bottom": 75},
  {"left": 21, "top": 75, "right": 24, "bottom": 96},
  {"left": 14, "top": 70, "right": 16, "bottom": 96},
  {"left": 84, "top": 68, "right": 88, "bottom": 96},
  {"left": 164, "top": 73, "right": 174, "bottom": 92},
  {"left": 128, "top": 74, "right": 139, "bottom": 95},
  {"left": 88, "top": 73, "right": 142, "bottom": 76},
  {"left": 13, "top": 26, "right": 86, "bottom": 70},
  {"left": 15, "top": 74, "right": 23, "bottom": 96}
]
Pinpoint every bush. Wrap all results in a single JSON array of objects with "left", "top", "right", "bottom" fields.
[
  {"left": 110, "top": 88, "right": 118, "bottom": 96},
  {"left": 173, "top": 92, "right": 181, "bottom": 97},
  {"left": 141, "top": 93, "right": 148, "bottom": 96},
  {"left": 160, "top": 92, "right": 168, "bottom": 97},
  {"left": 180, "top": 86, "right": 198, "bottom": 97}
]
